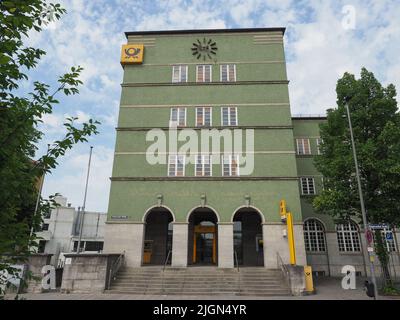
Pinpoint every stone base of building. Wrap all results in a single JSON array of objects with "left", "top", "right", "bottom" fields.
[{"left": 103, "top": 222, "right": 144, "bottom": 267}]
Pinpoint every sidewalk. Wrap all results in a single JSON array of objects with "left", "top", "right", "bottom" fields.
[{"left": 7, "top": 277, "right": 400, "bottom": 300}]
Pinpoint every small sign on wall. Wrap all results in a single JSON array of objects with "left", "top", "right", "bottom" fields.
[
  {"left": 65, "top": 258, "right": 72, "bottom": 265},
  {"left": 121, "top": 44, "right": 144, "bottom": 65},
  {"left": 111, "top": 215, "right": 128, "bottom": 220}
]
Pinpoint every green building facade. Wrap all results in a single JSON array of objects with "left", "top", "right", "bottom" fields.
[{"left": 104, "top": 28, "right": 400, "bottom": 276}]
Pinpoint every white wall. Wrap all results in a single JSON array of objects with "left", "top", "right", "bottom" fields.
[{"left": 36, "top": 196, "right": 106, "bottom": 265}]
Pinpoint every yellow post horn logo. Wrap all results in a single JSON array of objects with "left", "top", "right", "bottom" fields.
[{"left": 121, "top": 44, "right": 144, "bottom": 65}]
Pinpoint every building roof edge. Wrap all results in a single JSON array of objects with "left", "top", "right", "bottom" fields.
[{"left": 125, "top": 27, "right": 286, "bottom": 38}]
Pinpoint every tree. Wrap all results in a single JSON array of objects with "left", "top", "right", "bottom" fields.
[
  {"left": 313, "top": 68, "right": 400, "bottom": 289},
  {"left": 0, "top": 1, "right": 100, "bottom": 297}
]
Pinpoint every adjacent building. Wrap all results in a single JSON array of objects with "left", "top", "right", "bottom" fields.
[
  {"left": 103, "top": 28, "right": 400, "bottom": 278},
  {"left": 37, "top": 195, "right": 106, "bottom": 265}
]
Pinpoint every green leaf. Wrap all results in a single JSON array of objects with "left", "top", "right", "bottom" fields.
[{"left": 0, "top": 54, "right": 12, "bottom": 65}]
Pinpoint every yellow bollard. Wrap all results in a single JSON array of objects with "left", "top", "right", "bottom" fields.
[
  {"left": 286, "top": 212, "right": 296, "bottom": 265},
  {"left": 304, "top": 266, "right": 314, "bottom": 293}
]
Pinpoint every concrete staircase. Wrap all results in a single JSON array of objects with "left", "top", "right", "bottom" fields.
[{"left": 106, "top": 266, "right": 291, "bottom": 296}]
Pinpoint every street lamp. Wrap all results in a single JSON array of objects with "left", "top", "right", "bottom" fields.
[{"left": 344, "top": 101, "right": 379, "bottom": 299}]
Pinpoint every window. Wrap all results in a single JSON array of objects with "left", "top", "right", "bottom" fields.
[
  {"left": 221, "top": 107, "right": 238, "bottom": 126},
  {"left": 38, "top": 240, "right": 46, "bottom": 253},
  {"left": 195, "top": 154, "right": 212, "bottom": 176},
  {"left": 220, "top": 64, "right": 236, "bottom": 82},
  {"left": 42, "top": 223, "right": 49, "bottom": 231},
  {"left": 222, "top": 154, "right": 239, "bottom": 176},
  {"left": 316, "top": 138, "right": 322, "bottom": 155},
  {"left": 85, "top": 241, "right": 104, "bottom": 252},
  {"left": 73, "top": 241, "right": 85, "bottom": 252},
  {"left": 336, "top": 221, "right": 361, "bottom": 252},
  {"left": 296, "top": 138, "right": 311, "bottom": 155},
  {"left": 170, "top": 108, "right": 186, "bottom": 127},
  {"left": 374, "top": 228, "right": 396, "bottom": 252},
  {"left": 168, "top": 154, "right": 185, "bottom": 176},
  {"left": 172, "top": 65, "right": 188, "bottom": 83},
  {"left": 304, "top": 219, "right": 326, "bottom": 252},
  {"left": 196, "top": 65, "right": 212, "bottom": 82},
  {"left": 196, "top": 107, "right": 212, "bottom": 126},
  {"left": 300, "top": 177, "right": 315, "bottom": 195}
]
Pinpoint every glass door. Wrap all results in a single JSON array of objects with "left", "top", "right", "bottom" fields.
[{"left": 193, "top": 225, "right": 216, "bottom": 264}]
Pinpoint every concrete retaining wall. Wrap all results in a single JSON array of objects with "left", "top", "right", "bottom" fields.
[{"left": 61, "top": 253, "right": 121, "bottom": 293}]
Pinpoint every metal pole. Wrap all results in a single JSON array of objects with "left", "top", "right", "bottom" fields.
[
  {"left": 345, "top": 103, "right": 379, "bottom": 299},
  {"left": 29, "top": 144, "right": 50, "bottom": 240},
  {"left": 77, "top": 146, "right": 93, "bottom": 254}
]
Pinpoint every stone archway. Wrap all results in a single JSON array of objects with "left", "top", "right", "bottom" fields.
[
  {"left": 187, "top": 207, "right": 219, "bottom": 265},
  {"left": 142, "top": 207, "right": 174, "bottom": 265},
  {"left": 232, "top": 208, "right": 264, "bottom": 266}
]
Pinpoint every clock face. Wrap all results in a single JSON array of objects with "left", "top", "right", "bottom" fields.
[{"left": 191, "top": 38, "right": 218, "bottom": 61}]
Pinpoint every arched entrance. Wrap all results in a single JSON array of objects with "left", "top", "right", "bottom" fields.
[
  {"left": 142, "top": 207, "right": 174, "bottom": 265},
  {"left": 187, "top": 207, "right": 219, "bottom": 265},
  {"left": 233, "top": 208, "right": 264, "bottom": 266}
]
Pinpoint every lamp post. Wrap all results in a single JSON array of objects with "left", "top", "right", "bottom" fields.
[{"left": 344, "top": 102, "right": 379, "bottom": 299}]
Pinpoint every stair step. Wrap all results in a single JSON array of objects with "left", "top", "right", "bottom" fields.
[{"left": 109, "top": 267, "right": 291, "bottom": 297}]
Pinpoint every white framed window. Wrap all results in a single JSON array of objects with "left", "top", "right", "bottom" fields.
[
  {"left": 196, "top": 107, "right": 212, "bottom": 126},
  {"left": 300, "top": 177, "right": 315, "bottom": 195},
  {"left": 374, "top": 228, "right": 397, "bottom": 252},
  {"left": 196, "top": 65, "right": 212, "bottom": 82},
  {"left": 168, "top": 154, "right": 185, "bottom": 176},
  {"left": 170, "top": 107, "right": 186, "bottom": 127},
  {"left": 222, "top": 154, "right": 239, "bottom": 176},
  {"left": 220, "top": 64, "right": 236, "bottom": 82},
  {"left": 304, "top": 219, "right": 326, "bottom": 252},
  {"left": 316, "top": 138, "right": 322, "bottom": 155},
  {"left": 172, "top": 65, "right": 188, "bottom": 83},
  {"left": 336, "top": 221, "right": 361, "bottom": 252},
  {"left": 195, "top": 154, "right": 212, "bottom": 176},
  {"left": 221, "top": 107, "right": 238, "bottom": 126},
  {"left": 296, "top": 138, "right": 311, "bottom": 155}
]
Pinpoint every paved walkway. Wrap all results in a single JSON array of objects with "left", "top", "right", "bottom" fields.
[{"left": 6, "top": 277, "right": 400, "bottom": 300}]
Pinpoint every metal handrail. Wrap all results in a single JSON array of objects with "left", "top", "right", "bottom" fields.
[
  {"left": 234, "top": 250, "right": 240, "bottom": 272},
  {"left": 277, "top": 252, "right": 291, "bottom": 293},
  {"left": 162, "top": 250, "right": 172, "bottom": 293},
  {"left": 163, "top": 250, "right": 172, "bottom": 272},
  {"left": 234, "top": 250, "right": 241, "bottom": 293},
  {"left": 107, "top": 251, "right": 125, "bottom": 290}
]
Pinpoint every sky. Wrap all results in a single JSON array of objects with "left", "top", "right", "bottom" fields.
[{"left": 23, "top": 0, "right": 400, "bottom": 212}]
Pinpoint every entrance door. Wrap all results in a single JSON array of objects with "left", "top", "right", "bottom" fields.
[{"left": 193, "top": 226, "right": 216, "bottom": 264}]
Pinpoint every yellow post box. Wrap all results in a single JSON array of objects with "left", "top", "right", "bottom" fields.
[{"left": 304, "top": 265, "right": 314, "bottom": 293}]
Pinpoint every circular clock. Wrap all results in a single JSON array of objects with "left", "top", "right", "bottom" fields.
[{"left": 191, "top": 38, "right": 218, "bottom": 61}]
